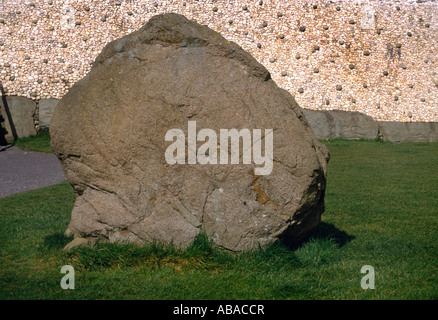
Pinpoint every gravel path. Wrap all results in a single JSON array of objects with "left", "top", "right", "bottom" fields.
[{"left": 0, "top": 146, "right": 66, "bottom": 198}]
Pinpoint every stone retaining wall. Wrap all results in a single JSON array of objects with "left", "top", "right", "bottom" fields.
[
  {"left": 303, "top": 108, "right": 438, "bottom": 142},
  {"left": 377, "top": 121, "right": 438, "bottom": 143},
  {"left": 302, "top": 109, "right": 378, "bottom": 140},
  {"left": 1, "top": 96, "right": 436, "bottom": 143}
]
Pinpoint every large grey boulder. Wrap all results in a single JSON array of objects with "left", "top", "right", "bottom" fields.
[
  {"left": 50, "top": 13, "right": 329, "bottom": 251},
  {"left": 303, "top": 109, "right": 378, "bottom": 140},
  {"left": 0, "top": 96, "right": 36, "bottom": 143}
]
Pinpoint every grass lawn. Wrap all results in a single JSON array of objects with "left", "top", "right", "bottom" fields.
[
  {"left": 0, "top": 138, "right": 437, "bottom": 300},
  {"left": 12, "top": 129, "right": 52, "bottom": 153}
]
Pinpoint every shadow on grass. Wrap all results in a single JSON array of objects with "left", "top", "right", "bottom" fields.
[
  {"left": 274, "top": 223, "right": 356, "bottom": 269},
  {"left": 279, "top": 222, "right": 355, "bottom": 250},
  {"left": 309, "top": 222, "right": 355, "bottom": 247},
  {"left": 42, "top": 232, "right": 73, "bottom": 250}
]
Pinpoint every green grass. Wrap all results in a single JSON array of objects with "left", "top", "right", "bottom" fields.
[
  {"left": 13, "top": 129, "right": 52, "bottom": 153},
  {"left": 0, "top": 140, "right": 437, "bottom": 299}
]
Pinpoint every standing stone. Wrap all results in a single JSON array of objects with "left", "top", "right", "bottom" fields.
[
  {"left": 0, "top": 96, "right": 36, "bottom": 143},
  {"left": 38, "top": 98, "right": 59, "bottom": 129},
  {"left": 51, "top": 13, "right": 329, "bottom": 252}
]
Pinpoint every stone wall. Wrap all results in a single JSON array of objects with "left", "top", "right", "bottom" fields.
[
  {"left": 377, "top": 121, "right": 438, "bottom": 143},
  {"left": 2, "top": 95, "right": 436, "bottom": 143},
  {"left": 302, "top": 109, "right": 378, "bottom": 140},
  {"left": 302, "top": 108, "right": 438, "bottom": 142},
  {"left": 0, "top": 0, "right": 437, "bottom": 124}
]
